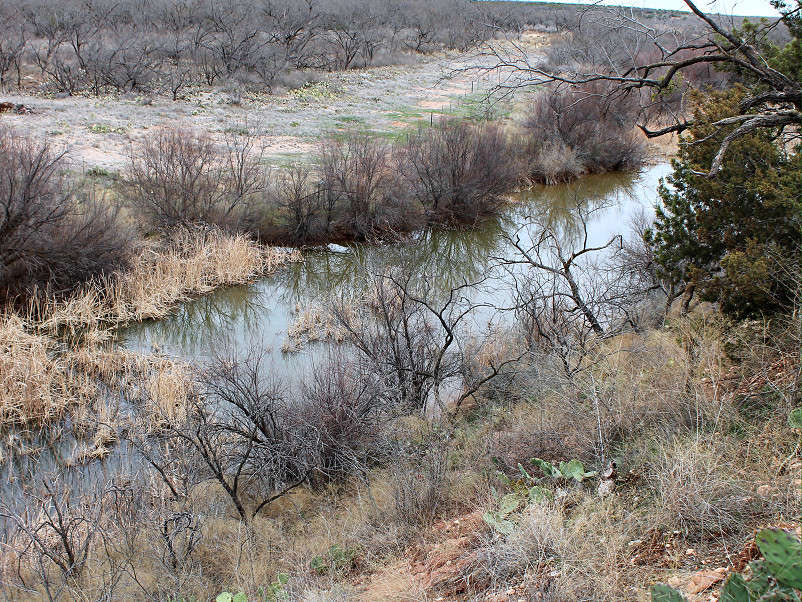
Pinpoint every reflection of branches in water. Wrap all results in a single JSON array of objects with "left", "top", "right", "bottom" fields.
[
  {"left": 277, "top": 215, "right": 508, "bottom": 306},
  {"left": 513, "top": 170, "right": 642, "bottom": 244},
  {"left": 121, "top": 283, "right": 271, "bottom": 353},
  {"left": 403, "top": 218, "right": 507, "bottom": 292},
  {"left": 275, "top": 246, "right": 366, "bottom": 305},
  {"left": 0, "top": 425, "right": 143, "bottom": 514}
]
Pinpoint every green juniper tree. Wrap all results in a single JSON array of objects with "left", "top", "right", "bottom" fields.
[
  {"left": 645, "top": 2, "right": 801, "bottom": 319},
  {"left": 646, "top": 88, "right": 800, "bottom": 319}
]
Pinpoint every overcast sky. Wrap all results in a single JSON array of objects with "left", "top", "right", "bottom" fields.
[{"left": 526, "top": 0, "right": 782, "bottom": 17}]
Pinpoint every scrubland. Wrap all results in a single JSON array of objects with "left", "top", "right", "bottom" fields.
[{"left": 0, "top": 1, "right": 799, "bottom": 600}]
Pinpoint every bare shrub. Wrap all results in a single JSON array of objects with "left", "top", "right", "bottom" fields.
[
  {"left": 523, "top": 83, "right": 648, "bottom": 184},
  {"left": 176, "top": 347, "right": 314, "bottom": 520},
  {"left": 0, "top": 127, "right": 130, "bottom": 301},
  {"left": 301, "top": 352, "right": 393, "bottom": 485},
  {"left": 0, "top": 13, "right": 27, "bottom": 91},
  {"left": 392, "top": 445, "right": 448, "bottom": 527},
  {"left": 329, "top": 266, "right": 472, "bottom": 415},
  {"left": 154, "top": 346, "right": 392, "bottom": 520},
  {"left": 505, "top": 199, "right": 632, "bottom": 379},
  {"left": 651, "top": 436, "right": 751, "bottom": 541},
  {"left": 270, "top": 163, "right": 331, "bottom": 244},
  {"left": 402, "top": 120, "right": 519, "bottom": 225},
  {"left": 318, "top": 133, "right": 415, "bottom": 240},
  {"left": 124, "top": 127, "right": 267, "bottom": 232},
  {"left": 0, "top": 474, "right": 124, "bottom": 599}
]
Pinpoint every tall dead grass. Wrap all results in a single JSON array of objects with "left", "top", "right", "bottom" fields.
[
  {"left": 28, "top": 228, "right": 300, "bottom": 333},
  {"left": 0, "top": 314, "right": 196, "bottom": 429},
  {"left": 0, "top": 315, "right": 83, "bottom": 425},
  {"left": 2, "top": 228, "right": 298, "bottom": 428}
]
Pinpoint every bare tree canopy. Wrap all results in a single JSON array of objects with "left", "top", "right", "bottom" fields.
[{"left": 472, "top": 0, "right": 800, "bottom": 177}]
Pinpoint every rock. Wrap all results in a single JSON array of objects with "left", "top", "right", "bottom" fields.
[
  {"left": 601, "top": 461, "right": 617, "bottom": 480},
  {"left": 757, "top": 484, "right": 772, "bottom": 496},
  {"left": 598, "top": 478, "right": 615, "bottom": 498},
  {"left": 598, "top": 461, "right": 617, "bottom": 498},
  {"left": 686, "top": 569, "right": 726, "bottom": 594}
]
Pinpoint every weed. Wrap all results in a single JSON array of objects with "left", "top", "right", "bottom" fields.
[
  {"left": 86, "top": 123, "right": 129, "bottom": 134},
  {"left": 334, "top": 115, "right": 364, "bottom": 124},
  {"left": 309, "top": 545, "right": 360, "bottom": 575},
  {"left": 289, "top": 82, "right": 338, "bottom": 103}
]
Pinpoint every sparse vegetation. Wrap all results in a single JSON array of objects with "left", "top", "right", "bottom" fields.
[
  {"left": 0, "top": 0, "right": 566, "bottom": 98},
  {"left": 0, "top": 1, "right": 799, "bottom": 601}
]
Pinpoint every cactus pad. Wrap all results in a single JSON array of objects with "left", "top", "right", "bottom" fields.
[
  {"left": 651, "top": 583, "right": 689, "bottom": 602},
  {"left": 755, "top": 528, "right": 801, "bottom": 590}
]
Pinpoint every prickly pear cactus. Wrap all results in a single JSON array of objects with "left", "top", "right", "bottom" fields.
[
  {"left": 651, "top": 583, "right": 689, "bottom": 602},
  {"left": 719, "top": 573, "right": 750, "bottom": 602},
  {"left": 530, "top": 457, "right": 560, "bottom": 478},
  {"left": 755, "top": 527, "right": 802, "bottom": 590},
  {"left": 660, "top": 529, "right": 800, "bottom": 602},
  {"left": 558, "top": 459, "right": 597, "bottom": 482},
  {"left": 755, "top": 592, "right": 800, "bottom": 601}
]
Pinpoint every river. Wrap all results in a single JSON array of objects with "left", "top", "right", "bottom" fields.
[{"left": 120, "top": 163, "right": 670, "bottom": 371}]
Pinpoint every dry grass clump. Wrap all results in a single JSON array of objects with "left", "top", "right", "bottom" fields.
[
  {"left": 467, "top": 500, "right": 567, "bottom": 591},
  {"left": 578, "top": 328, "right": 707, "bottom": 444},
  {"left": 650, "top": 435, "right": 751, "bottom": 540},
  {"left": 297, "top": 587, "right": 358, "bottom": 601},
  {"left": 72, "top": 345, "right": 196, "bottom": 427},
  {"left": 284, "top": 301, "right": 350, "bottom": 352},
  {"left": 113, "top": 227, "right": 296, "bottom": 323},
  {"left": 182, "top": 473, "right": 410, "bottom": 599},
  {"left": 0, "top": 315, "right": 84, "bottom": 425},
  {"left": 29, "top": 228, "right": 300, "bottom": 333},
  {"left": 0, "top": 310, "right": 197, "bottom": 430},
  {"left": 392, "top": 447, "right": 449, "bottom": 528},
  {"left": 466, "top": 495, "right": 640, "bottom": 601}
]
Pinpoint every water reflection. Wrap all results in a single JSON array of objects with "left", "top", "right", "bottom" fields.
[
  {"left": 123, "top": 280, "right": 272, "bottom": 354},
  {"left": 274, "top": 214, "right": 509, "bottom": 304},
  {"left": 120, "top": 164, "right": 670, "bottom": 361},
  {"left": 514, "top": 169, "right": 647, "bottom": 248},
  {"left": 0, "top": 422, "right": 143, "bottom": 513}
]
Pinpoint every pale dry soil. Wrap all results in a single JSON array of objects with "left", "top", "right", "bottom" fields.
[{"left": 0, "top": 33, "right": 550, "bottom": 171}]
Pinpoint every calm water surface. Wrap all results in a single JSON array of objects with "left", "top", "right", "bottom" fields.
[{"left": 120, "top": 163, "right": 671, "bottom": 371}]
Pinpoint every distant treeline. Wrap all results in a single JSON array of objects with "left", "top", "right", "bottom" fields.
[
  {"left": 0, "top": 0, "right": 744, "bottom": 97},
  {"left": 0, "top": 0, "right": 562, "bottom": 96}
]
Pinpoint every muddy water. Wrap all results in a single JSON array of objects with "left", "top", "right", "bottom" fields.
[{"left": 120, "top": 164, "right": 671, "bottom": 370}]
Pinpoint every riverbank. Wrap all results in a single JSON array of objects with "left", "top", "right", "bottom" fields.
[{"left": 1, "top": 228, "right": 299, "bottom": 428}]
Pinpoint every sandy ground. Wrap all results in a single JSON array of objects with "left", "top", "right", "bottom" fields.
[{"left": 0, "top": 33, "right": 550, "bottom": 171}]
